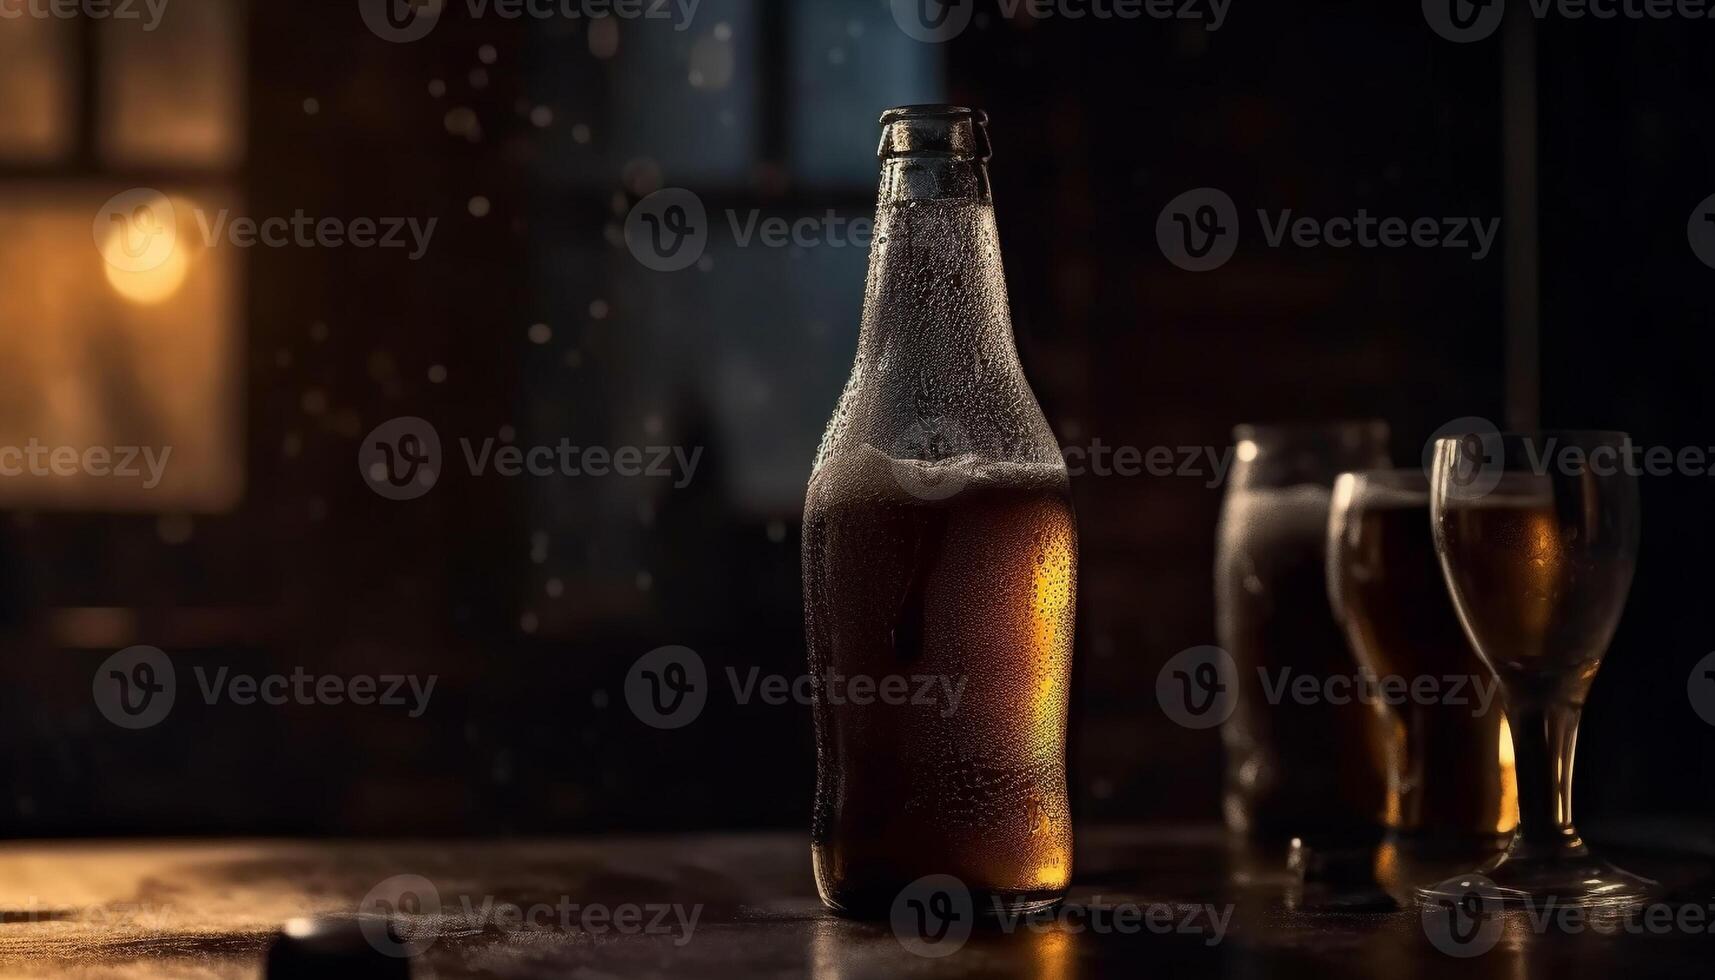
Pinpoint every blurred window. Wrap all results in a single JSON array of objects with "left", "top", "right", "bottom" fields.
[{"left": 0, "top": 5, "right": 245, "bottom": 513}]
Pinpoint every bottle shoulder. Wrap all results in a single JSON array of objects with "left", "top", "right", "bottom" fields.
[{"left": 809, "top": 356, "right": 1066, "bottom": 488}]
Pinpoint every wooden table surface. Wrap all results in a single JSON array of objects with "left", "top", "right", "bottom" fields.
[{"left": 0, "top": 824, "right": 1709, "bottom": 978}]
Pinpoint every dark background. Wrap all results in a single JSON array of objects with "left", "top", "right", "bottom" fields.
[{"left": 0, "top": 0, "right": 1709, "bottom": 837}]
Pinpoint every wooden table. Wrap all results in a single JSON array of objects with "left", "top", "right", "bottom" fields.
[{"left": 0, "top": 825, "right": 1708, "bottom": 978}]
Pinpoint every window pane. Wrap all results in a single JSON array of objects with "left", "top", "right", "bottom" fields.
[
  {"left": 99, "top": 2, "right": 245, "bottom": 167},
  {"left": 0, "top": 189, "right": 243, "bottom": 512},
  {"left": 790, "top": 0, "right": 943, "bottom": 185},
  {"left": 0, "top": 15, "right": 73, "bottom": 162}
]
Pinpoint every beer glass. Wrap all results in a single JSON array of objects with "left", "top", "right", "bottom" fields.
[
  {"left": 802, "top": 106, "right": 1076, "bottom": 918},
  {"left": 1423, "top": 431, "right": 1654, "bottom": 907},
  {"left": 1216, "top": 421, "right": 1392, "bottom": 844},
  {"left": 1327, "top": 470, "right": 1518, "bottom": 845}
]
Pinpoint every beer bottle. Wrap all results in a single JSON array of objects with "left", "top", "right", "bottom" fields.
[{"left": 801, "top": 106, "right": 1077, "bottom": 918}]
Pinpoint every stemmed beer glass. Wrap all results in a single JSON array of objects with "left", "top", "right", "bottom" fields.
[{"left": 1421, "top": 431, "right": 1655, "bottom": 908}]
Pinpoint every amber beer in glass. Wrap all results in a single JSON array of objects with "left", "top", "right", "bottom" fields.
[
  {"left": 801, "top": 106, "right": 1076, "bottom": 917},
  {"left": 1423, "top": 432, "right": 1654, "bottom": 908},
  {"left": 1327, "top": 470, "right": 1518, "bottom": 844}
]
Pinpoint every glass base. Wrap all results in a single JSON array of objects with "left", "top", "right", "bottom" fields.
[{"left": 1416, "top": 839, "right": 1658, "bottom": 910}]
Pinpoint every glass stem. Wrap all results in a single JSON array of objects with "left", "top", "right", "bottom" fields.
[{"left": 1505, "top": 698, "right": 1587, "bottom": 857}]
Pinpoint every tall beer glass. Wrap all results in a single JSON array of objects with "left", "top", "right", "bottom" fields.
[
  {"left": 1216, "top": 422, "right": 1391, "bottom": 844},
  {"left": 1327, "top": 470, "right": 1518, "bottom": 844}
]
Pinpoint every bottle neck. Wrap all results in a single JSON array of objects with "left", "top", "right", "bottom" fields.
[
  {"left": 877, "top": 156, "right": 992, "bottom": 205},
  {"left": 859, "top": 104, "right": 1018, "bottom": 401},
  {"left": 858, "top": 194, "right": 1014, "bottom": 369}
]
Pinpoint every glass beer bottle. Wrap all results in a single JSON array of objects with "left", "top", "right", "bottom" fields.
[{"left": 802, "top": 106, "right": 1077, "bottom": 918}]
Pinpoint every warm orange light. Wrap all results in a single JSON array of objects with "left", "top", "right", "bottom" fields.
[
  {"left": 101, "top": 234, "right": 190, "bottom": 304},
  {"left": 1496, "top": 713, "right": 1520, "bottom": 833},
  {"left": 1028, "top": 525, "right": 1074, "bottom": 739},
  {"left": 96, "top": 192, "right": 193, "bottom": 305}
]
